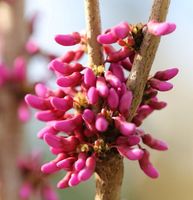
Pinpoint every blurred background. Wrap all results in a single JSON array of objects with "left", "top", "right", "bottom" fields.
[{"left": 2, "top": 0, "right": 192, "bottom": 199}]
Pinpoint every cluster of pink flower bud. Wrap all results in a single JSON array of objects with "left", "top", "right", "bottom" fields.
[
  {"left": 26, "top": 20, "right": 178, "bottom": 188},
  {"left": 18, "top": 153, "right": 58, "bottom": 200},
  {"left": 0, "top": 57, "right": 32, "bottom": 122}
]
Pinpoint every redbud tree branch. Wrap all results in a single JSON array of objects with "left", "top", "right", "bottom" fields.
[
  {"left": 84, "top": 0, "right": 104, "bottom": 66},
  {"left": 126, "top": 0, "right": 171, "bottom": 121},
  {"left": 84, "top": 1, "right": 123, "bottom": 200},
  {"left": 0, "top": 1, "right": 28, "bottom": 199},
  {"left": 84, "top": 0, "right": 170, "bottom": 200}
]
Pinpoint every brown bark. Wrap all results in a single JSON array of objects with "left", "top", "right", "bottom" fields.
[
  {"left": 0, "top": 88, "right": 22, "bottom": 200},
  {"left": 126, "top": 0, "right": 171, "bottom": 121},
  {"left": 95, "top": 155, "right": 124, "bottom": 200},
  {"left": 84, "top": 0, "right": 104, "bottom": 67},
  {"left": 0, "top": 0, "right": 28, "bottom": 199}
]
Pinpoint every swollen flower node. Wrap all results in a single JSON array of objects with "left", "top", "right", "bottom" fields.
[{"left": 25, "top": 20, "right": 178, "bottom": 189}]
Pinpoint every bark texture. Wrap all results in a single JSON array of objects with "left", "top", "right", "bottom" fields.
[
  {"left": 126, "top": 0, "right": 171, "bottom": 121},
  {"left": 95, "top": 155, "right": 124, "bottom": 200},
  {"left": 0, "top": 0, "right": 28, "bottom": 199},
  {"left": 84, "top": 0, "right": 104, "bottom": 66}
]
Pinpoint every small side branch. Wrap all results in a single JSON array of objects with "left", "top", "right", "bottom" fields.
[{"left": 126, "top": 0, "right": 171, "bottom": 121}]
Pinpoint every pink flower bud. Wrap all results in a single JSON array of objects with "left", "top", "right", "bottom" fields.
[
  {"left": 82, "top": 109, "right": 95, "bottom": 124},
  {"left": 35, "top": 83, "right": 49, "bottom": 98},
  {"left": 74, "top": 48, "right": 84, "bottom": 61},
  {"left": 19, "top": 182, "right": 32, "bottom": 199},
  {"left": 42, "top": 186, "right": 59, "bottom": 200},
  {"left": 78, "top": 168, "right": 93, "bottom": 182},
  {"left": 69, "top": 173, "right": 81, "bottom": 186},
  {"left": 107, "top": 88, "right": 119, "bottom": 110},
  {"left": 114, "top": 117, "right": 136, "bottom": 136},
  {"left": 74, "top": 153, "right": 87, "bottom": 171},
  {"left": 49, "top": 59, "right": 66, "bottom": 73},
  {"left": 96, "top": 77, "right": 109, "bottom": 98},
  {"left": 118, "top": 146, "right": 144, "bottom": 160},
  {"left": 55, "top": 32, "right": 81, "bottom": 46},
  {"left": 59, "top": 51, "right": 76, "bottom": 63},
  {"left": 150, "top": 78, "right": 173, "bottom": 91},
  {"left": 84, "top": 68, "right": 96, "bottom": 87},
  {"left": 111, "top": 22, "right": 130, "bottom": 39},
  {"left": 154, "top": 68, "right": 179, "bottom": 81},
  {"left": 57, "top": 72, "right": 82, "bottom": 87},
  {"left": 41, "top": 154, "right": 66, "bottom": 174},
  {"left": 57, "top": 157, "right": 76, "bottom": 170},
  {"left": 97, "top": 31, "right": 118, "bottom": 44},
  {"left": 109, "top": 63, "right": 125, "bottom": 82},
  {"left": 57, "top": 172, "right": 72, "bottom": 189},
  {"left": 95, "top": 115, "right": 108, "bottom": 132},
  {"left": 105, "top": 70, "right": 122, "bottom": 88},
  {"left": 51, "top": 60, "right": 83, "bottom": 76},
  {"left": 121, "top": 57, "right": 132, "bottom": 71},
  {"left": 50, "top": 96, "right": 73, "bottom": 111},
  {"left": 35, "top": 110, "right": 63, "bottom": 121},
  {"left": 17, "top": 102, "right": 30, "bottom": 122},
  {"left": 137, "top": 105, "right": 153, "bottom": 119},
  {"left": 54, "top": 114, "right": 82, "bottom": 132},
  {"left": 107, "top": 47, "right": 131, "bottom": 62},
  {"left": 119, "top": 91, "right": 132, "bottom": 117},
  {"left": 127, "top": 135, "right": 141, "bottom": 146},
  {"left": 149, "top": 98, "right": 167, "bottom": 110},
  {"left": 116, "top": 135, "right": 140, "bottom": 146},
  {"left": 103, "top": 44, "right": 116, "bottom": 55},
  {"left": 142, "top": 134, "right": 168, "bottom": 151},
  {"left": 12, "top": 57, "right": 26, "bottom": 82},
  {"left": 117, "top": 83, "right": 127, "bottom": 96},
  {"left": 139, "top": 150, "right": 159, "bottom": 178},
  {"left": 37, "top": 126, "right": 58, "bottom": 139},
  {"left": 78, "top": 156, "right": 96, "bottom": 181},
  {"left": 87, "top": 87, "right": 99, "bottom": 105},
  {"left": 147, "top": 21, "right": 176, "bottom": 36},
  {"left": 25, "top": 94, "right": 50, "bottom": 110},
  {"left": 44, "top": 134, "right": 63, "bottom": 148}
]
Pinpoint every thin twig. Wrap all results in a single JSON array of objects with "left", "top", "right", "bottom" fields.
[{"left": 126, "top": 0, "right": 171, "bottom": 121}]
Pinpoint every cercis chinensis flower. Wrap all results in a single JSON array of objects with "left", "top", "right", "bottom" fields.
[
  {"left": 18, "top": 153, "right": 58, "bottom": 200},
  {"left": 25, "top": 20, "right": 178, "bottom": 188}
]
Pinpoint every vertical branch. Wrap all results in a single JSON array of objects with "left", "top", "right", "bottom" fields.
[
  {"left": 95, "top": 155, "right": 124, "bottom": 200},
  {"left": 126, "top": 0, "right": 171, "bottom": 121},
  {"left": 0, "top": 0, "right": 28, "bottom": 199},
  {"left": 84, "top": 1, "right": 123, "bottom": 200},
  {"left": 84, "top": 0, "right": 104, "bottom": 66}
]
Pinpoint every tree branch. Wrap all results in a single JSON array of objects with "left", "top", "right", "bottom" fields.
[
  {"left": 84, "top": 1, "right": 123, "bottom": 200},
  {"left": 126, "top": 0, "right": 171, "bottom": 121},
  {"left": 95, "top": 155, "right": 124, "bottom": 200},
  {"left": 84, "top": 0, "right": 104, "bottom": 67}
]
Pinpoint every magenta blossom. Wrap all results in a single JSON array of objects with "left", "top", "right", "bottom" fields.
[
  {"left": 26, "top": 20, "right": 178, "bottom": 188},
  {"left": 18, "top": 153, "right": 58, "bottom": 200}
]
